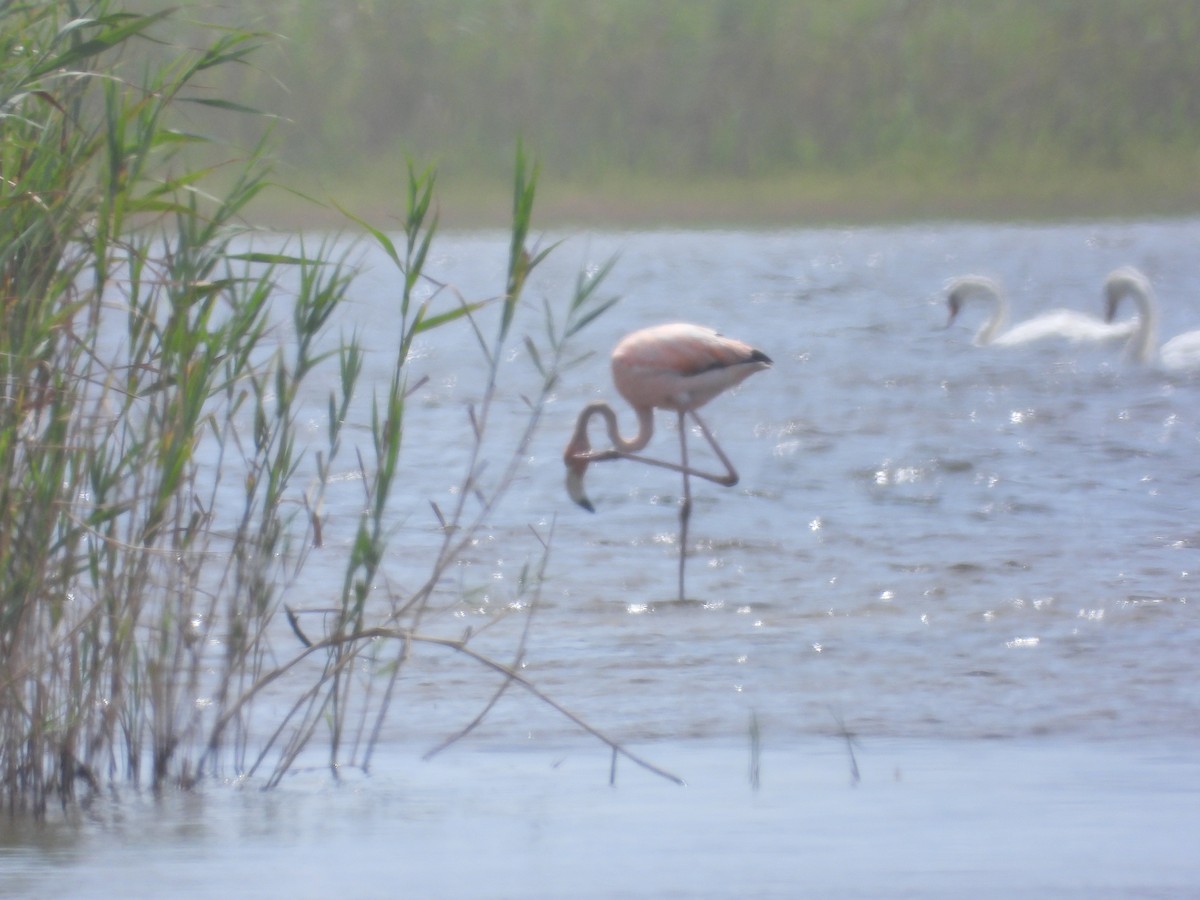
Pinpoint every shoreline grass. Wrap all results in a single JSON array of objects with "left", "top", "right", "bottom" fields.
[
  {"left": 0, "top": 2, "right": 674, "bottom": 817},
  {"left": 250, "top": 164, "right": 1200, "bottom": 232}
]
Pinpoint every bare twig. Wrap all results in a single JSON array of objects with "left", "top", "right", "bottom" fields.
[
  {"left": 423, "top": 519, "right": 557, "bottom": 761},
  {"left": 828, "top": 706, "right": 861, "bottom": 786},
  {"left": 214, "top": 624, "right": 685, "bottom": 786},
  {"left": 284, "top": 605, "right": 312, "bottom": 648}
]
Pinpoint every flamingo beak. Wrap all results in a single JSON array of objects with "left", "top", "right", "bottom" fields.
[
  {"left": 565, "top": 460, "right": 595, "bottom": 512},
  {"left": 563, "top": 432, "right": 596, "bottom": 512}
]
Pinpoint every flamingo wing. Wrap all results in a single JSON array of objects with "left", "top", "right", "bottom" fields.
[{"left": 612, "top": 323, "right": 771, "bottom": 411}]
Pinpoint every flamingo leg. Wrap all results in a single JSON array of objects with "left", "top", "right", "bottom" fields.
[
  {"left": 677, "top": 409, "right": 691, "bottom": 602},
  {"left": 685, "top": 410, "right": 739, "bottom": 486},
  {"left": 569, "top": 409, "right": 743, "bottom": 602},
  {"left": 573, "top": 410, "right": 739, "bottom": 487}
]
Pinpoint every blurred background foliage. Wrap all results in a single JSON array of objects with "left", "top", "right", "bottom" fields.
[{"left": 162, "top": 0, "right": 1200, "bottom": 224}]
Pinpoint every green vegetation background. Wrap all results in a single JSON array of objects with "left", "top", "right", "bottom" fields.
[{"left": 186, "top": 0, "right": 1200, "bottom": 226}]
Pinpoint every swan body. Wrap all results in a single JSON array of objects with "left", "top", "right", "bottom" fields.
[
  {"left": 1161, "top": 332, "right": 1200, "bottom": 370},
  {"left": 1104, "top": 266, "right": 1200, "bottom": 370},
  {"left": 946, "top": 275, "right": 1135, "bottom": 347}
]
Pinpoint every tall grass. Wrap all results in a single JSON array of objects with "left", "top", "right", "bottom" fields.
[
  {"left": 0, "top": 2, "right": 647, "bottom": 817},
  {"left": 231, "top": 2, "right": 1200, "bottom": 192}
]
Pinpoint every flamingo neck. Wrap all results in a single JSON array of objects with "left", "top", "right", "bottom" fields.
[{"left": 573, "top": 400, "right": 655, "bottom": 454}]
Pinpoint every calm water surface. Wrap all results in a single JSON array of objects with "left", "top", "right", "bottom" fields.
[{"left": 4, "top": 218, "right": 1199, "bottom": 896}]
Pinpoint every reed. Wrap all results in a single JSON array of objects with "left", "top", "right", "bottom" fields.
[
  {"left": 234, "top": 1, "right": 1200, "bottom": 225},
  {"left": 1, "top": 3, "right": 648, "bottom": 816},
  {"left": 748, "top": 710, "right": 761, "bottom": 791}
]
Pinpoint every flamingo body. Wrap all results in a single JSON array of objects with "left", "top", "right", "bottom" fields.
[
  {"left": 610, "top": 323, "right": 771, "bottom": 415},
  {"left": 565, "top": 323, "right": 771, "bottom": 509},
  {"left": 563, "top": 322, "right": 771, "bottom": 600},
  {"left": 1104, "top": 266, "right": 1200, "bottom": 370},
  {"left": 946, "top": 275, "right": 1134, "bottom": 347}
]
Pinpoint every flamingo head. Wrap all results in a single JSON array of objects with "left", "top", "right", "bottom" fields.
[{"left": 563, "top": 429, "right": 595, "bottom": 513}]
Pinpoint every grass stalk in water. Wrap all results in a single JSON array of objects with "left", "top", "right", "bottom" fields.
[{"left": 0, "top": 1, "right": 663, "bottom": 816}]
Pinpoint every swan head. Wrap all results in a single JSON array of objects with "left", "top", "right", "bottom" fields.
[
  {"left": 1102, "top": 266, "right": 1157, "bottom": 364},
  {"left": 944, "top": 276, "right": 1006, "bottom": 342},
  {"left": 944, "top": 290, "right": 964, "bottom": 328},
  {"left": 1103, "top": 266, "right": 1153, "bottom": 322}
]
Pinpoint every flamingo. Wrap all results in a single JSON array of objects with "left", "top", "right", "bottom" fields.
[
  {"left": 945, "top": 275, "right": 1135, "bottom": 347},
  {"left": 564, "top": 322, "right": 772, "bottom": 601},
  {"left": 1103, "top": 266, "right": 1200, "bottom": 370}
]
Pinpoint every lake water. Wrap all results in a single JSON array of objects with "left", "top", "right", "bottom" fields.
[{"left": 4, "top": 219, "right": 1200, "bottom": 896}]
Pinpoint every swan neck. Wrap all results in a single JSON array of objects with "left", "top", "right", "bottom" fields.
[
  {"left": 1125, "top": 284, "right": 1158, "bottom": 363},
  {"left": 977, "top": 287, "right": 1008, "bottom": 345}
]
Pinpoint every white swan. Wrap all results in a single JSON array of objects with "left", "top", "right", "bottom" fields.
[
  {"left": 945, "top": 275, "right": 1135, "bottom": 347},
  {"left": 1103, "top": 266, "right": 1200, "bottom": 370}
]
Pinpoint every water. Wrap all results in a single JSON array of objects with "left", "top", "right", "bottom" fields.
[{"left": 4, "top": 219, "right": 1199, "bottom": 896}]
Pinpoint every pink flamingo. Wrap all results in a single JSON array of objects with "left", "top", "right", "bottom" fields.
[{"left": 564, "top": 322, "right": 772, "bottom": 600}]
